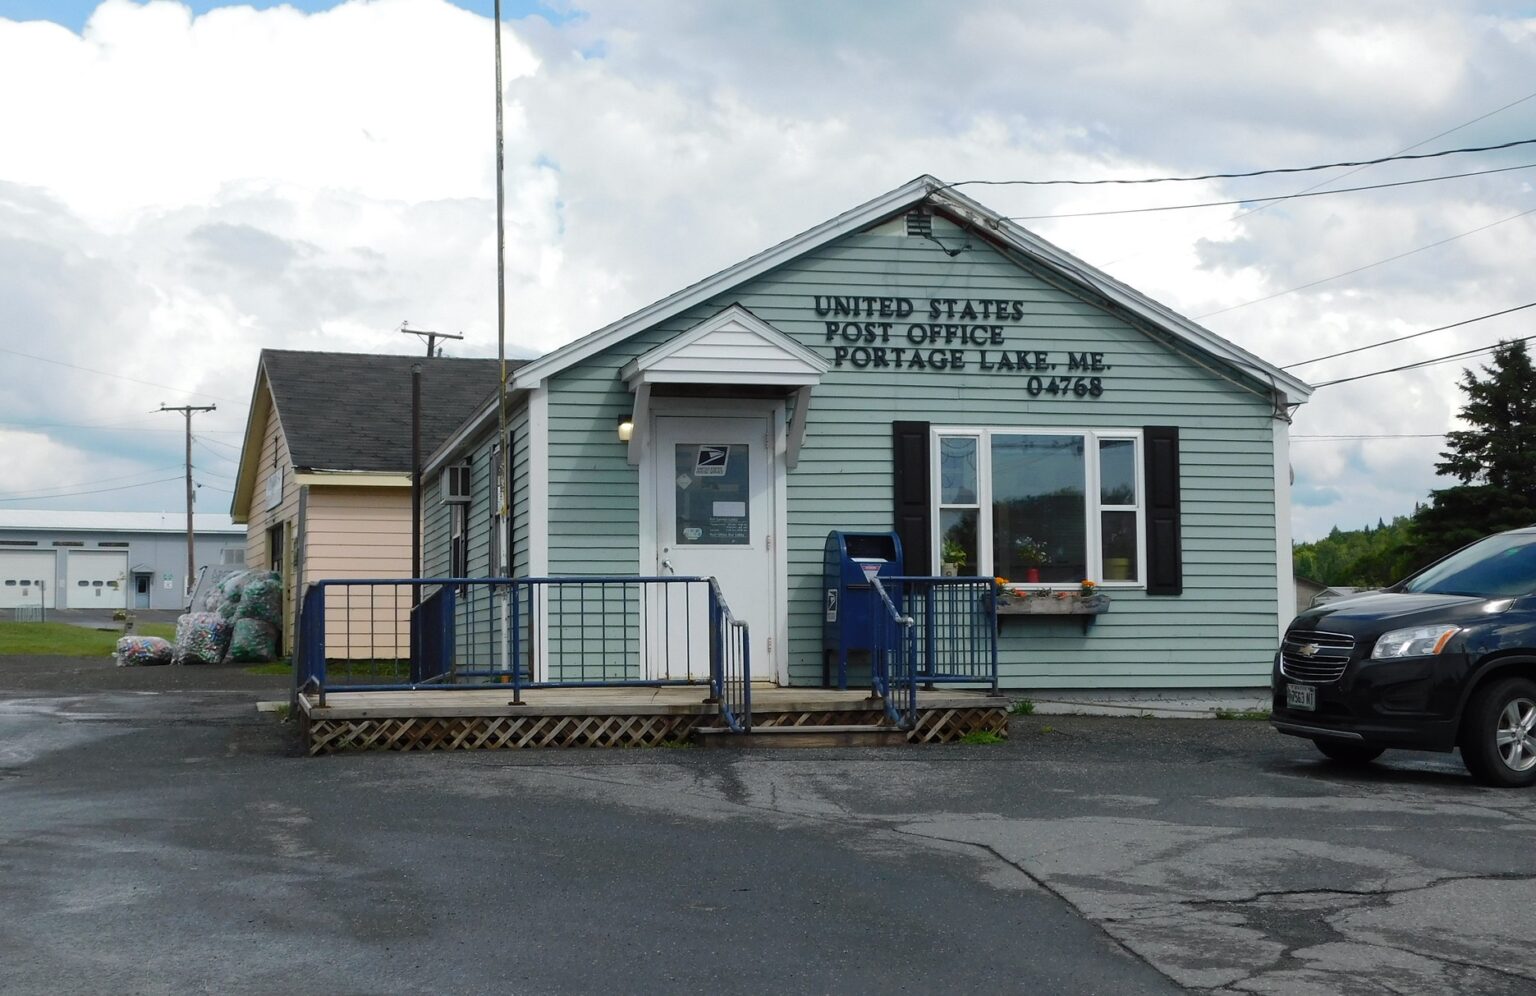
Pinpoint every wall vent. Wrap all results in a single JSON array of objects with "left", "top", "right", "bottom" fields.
[{"left": 905, "top": 209, "right": 933, "bottom": 238}]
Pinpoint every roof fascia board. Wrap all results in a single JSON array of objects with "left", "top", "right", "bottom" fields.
[
  {"left": 423, "top": 388, "right": 527, "bottom": 475},
  {"left": 292, "top": 471, "right": 412, "bottom": 487},
  {"left": 928, "top": 188, "right": 1314, "bottom": 402},
  {"left": 229, "top": 365, "right": 273, "bottom": 524},
  {"left": 511, "top": 177, "right": 937, "bottom": 390}
]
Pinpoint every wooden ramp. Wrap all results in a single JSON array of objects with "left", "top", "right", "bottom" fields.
[{"left": 297, "top": 686, "right": 1009, "bottom": 754}]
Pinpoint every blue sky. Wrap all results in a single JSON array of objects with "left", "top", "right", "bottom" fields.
[{"left": 0, "top": 0, "right": 562, "bottom": 32}]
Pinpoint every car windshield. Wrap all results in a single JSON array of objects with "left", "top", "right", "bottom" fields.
[{"left": 1400, "top": 533, "right": 1536, "bottom": 598}]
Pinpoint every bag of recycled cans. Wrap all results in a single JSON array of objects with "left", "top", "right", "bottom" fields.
[
  {"left": 226, "top": 618, "right": 278, "bottom": 664},
  {"left": 114, "top": 635, "right": 174, "bottom": 667},
  {"left": 236, "top": 573, "right": 283, "bottom": 627},
  {"left": 174, "top": 612, "right": 232, "bottom": 665},
  {"left": 216, "top": 570, "right": 250, "bottom": 621},
  {"left": 200, "top": 581, "right": 226, "bottom": 617}
]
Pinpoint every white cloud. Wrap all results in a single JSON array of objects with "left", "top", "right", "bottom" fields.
[{"left": 0, "top": 0, "right": 1532, "bottom": 540}]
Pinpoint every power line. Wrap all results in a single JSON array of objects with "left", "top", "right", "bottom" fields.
[
  {"left": 1096, "top": 89, "right": 1536, "bottom": 268},
  {"left": 192, "top": 437, "right": 240, "bottom": 463},
  {"left": 1291, "top": 433, "right": 1446, "bottom": 441},
  {"left": 0, "top": 476, "right": 184, "bottom": 503},
  {"left": 1225, "top": 90, "right": 1536, "bottom": 228},
  {"left": 0, "top": 419, "right": 242, "bottom": 434},
  {"left": 1004, "top": 162, "right": 1535, "bottom": 220},
  {"left": 1311, "top": 334, "right": 1536, "bottom": 388},
  {"left": 0, "top": 465, "right": 184, "bottom": 499},
  {"left": 1281, "top": 302, "right": 1536, "bottom": 369},
  {"left": 1196, "top": 204, "right": 1536, "bottom": 319},
  {"left": 193, "top": 433, "right": 244, "bottom": 452},
  {"left": 0, "top": 345, "right": 228, "bottom": 402},
  {"left": 945, "top": 138, "right": 1536, "bottom": 189}
]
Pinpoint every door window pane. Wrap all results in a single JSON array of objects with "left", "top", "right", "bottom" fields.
[
  {"left": 675, "top": 444, "right": 750, "bottom": 545},
  {"left": 991, "top": 434, "right": 1086, "bottom": 582},
  {"left": 1099, "top": 439, "right": 1136, "bottom": 505}
]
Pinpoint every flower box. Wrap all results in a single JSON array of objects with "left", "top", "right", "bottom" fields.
[
  {"left": 994, "top": 592, "right": 1110, "bottom": 631},
  {"left": 997, "top": 593, "right": 1110, "bottom": 615}
]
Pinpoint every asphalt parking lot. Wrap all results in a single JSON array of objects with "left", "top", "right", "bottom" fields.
[{"left": 2, "top": 656, "right": 1533, "bottom": 995}]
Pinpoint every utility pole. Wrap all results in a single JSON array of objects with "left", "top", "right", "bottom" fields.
[
  {"left": 398, "top": 321, "right": 464, "bottom": 358},
  {"left": 159, "top": 403, "right": 217, "bottom": 600}
]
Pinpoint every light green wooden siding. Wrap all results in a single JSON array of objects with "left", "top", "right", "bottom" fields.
[
  {"left": 510, "top": 402, "right": 530, "bottom": 579},
  {"left": 422, "top": 400, "right": 532, "bottom": 673},
  {"left": 422, "top": 472, "right": 448, "bottom": 580},
  {"left": 543, "top": 217, "right": 1282, "bottom": 689}
]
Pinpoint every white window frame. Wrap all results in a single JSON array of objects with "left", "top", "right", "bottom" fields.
[
  {"left": 930, "top": 426, "right": 1146, "bottom": 588},
  {"left": 449, "top": 502, "right": 468, "bottom": 581}
]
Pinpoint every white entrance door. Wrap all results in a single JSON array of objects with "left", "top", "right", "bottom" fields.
[{"left": 654, "top": 415, "right": 775, "bottom": 681}]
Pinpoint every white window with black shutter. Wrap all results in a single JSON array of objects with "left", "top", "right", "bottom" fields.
[{"left": 893, "top": 422, "right": 1182, "bottom": 591}]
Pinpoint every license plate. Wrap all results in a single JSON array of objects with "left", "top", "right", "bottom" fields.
[{"left": 1286, "top": 683, "right": 1316, "bottom": 711}]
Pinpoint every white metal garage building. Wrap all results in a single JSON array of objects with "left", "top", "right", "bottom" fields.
[{"left": 0, "top": 511, "right": 245, "bottom": 612}]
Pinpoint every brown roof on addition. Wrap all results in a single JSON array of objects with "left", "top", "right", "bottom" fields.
[{"left": 260, "top": 349, "right": 519, "bottom": 473}]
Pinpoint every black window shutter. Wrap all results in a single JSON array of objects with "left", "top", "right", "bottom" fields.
[
  {"left": 891, "top": 421, "right": 931, "bottom": 574},
  {"left": 1144, "top": 426, "right": 1183, "bottom": 595}
]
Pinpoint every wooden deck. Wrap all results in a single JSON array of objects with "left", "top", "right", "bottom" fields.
[{"left": 298, "top": 685, "right": 1009, "bottom": 754}]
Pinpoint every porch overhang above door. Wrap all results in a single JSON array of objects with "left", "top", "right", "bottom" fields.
[{"left": 620, "top": 304, "right": 829, "bottom": 468}]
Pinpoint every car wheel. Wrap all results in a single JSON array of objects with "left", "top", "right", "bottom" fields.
[
  {"left": 1313, "top": 739, "right": 1385, "bottom": 765},
  {"left": 1459, "top": 676, "right": 1536, "bottom": 788}
]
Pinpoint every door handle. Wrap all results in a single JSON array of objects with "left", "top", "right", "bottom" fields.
[{"left": 661, "top": 559, "right": 676, "bottom": 575}]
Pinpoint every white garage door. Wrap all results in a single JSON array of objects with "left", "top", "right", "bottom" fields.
[
  {"left": 0, "top": 550, "right": 56, "bottom": 609},
  {"left": 66, "top": 550, "right": 128, "bottom": 609}
]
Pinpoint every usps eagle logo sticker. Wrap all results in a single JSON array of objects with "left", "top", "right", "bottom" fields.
[{"left": 694, "top": 445, "right": 729, "bottom": 477}]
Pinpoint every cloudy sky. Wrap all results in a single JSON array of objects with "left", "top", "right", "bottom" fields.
[{"left": 1, "top": 0, "right": 1533, "bottom": 541}]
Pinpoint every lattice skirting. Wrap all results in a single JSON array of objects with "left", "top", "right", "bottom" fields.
[
  {"left": 907, "top": 706, "right": 1010, "bottom": 744},
  {"left": 304, "top": 713, "right": 704, "bottom": 754},
  {"left": 303, "top": 706, "right": 1008, "bottom": 754}
]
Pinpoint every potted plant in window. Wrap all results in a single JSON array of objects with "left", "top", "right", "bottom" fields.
[
  {"left": 1013, "top": 536, "right": 1050, "bottom": 583},
  {"left": 940, "top": 538, "right": 966, "bottom": 577}
]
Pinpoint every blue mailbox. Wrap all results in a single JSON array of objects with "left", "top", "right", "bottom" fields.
[{"left": 822, "top": 530, "right": 905, "bottom": 690}]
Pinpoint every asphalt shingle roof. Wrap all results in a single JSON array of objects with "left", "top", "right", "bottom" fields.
[{"left": 261, "top": 350, "right": 519, "bottom": 473}]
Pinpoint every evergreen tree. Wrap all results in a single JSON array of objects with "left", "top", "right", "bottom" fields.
[
  {"left": 1412, "top": 340, "right": 1536, "bottom": 564},
  {"left": 1436, "top": 339, "right": 1536, "bottom": 493}
]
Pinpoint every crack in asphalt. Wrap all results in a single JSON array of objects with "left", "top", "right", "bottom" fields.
[{"left": 1184, "top": 870, "right": 1536, "bottom": 909}]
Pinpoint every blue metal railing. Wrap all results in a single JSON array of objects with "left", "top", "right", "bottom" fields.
[
  {"left": 295, "top": 576, "right": 751, "bottom": 730},
  {"left": 708, "top": 579, "right": 752, "bottom": 733},
  {"left": 865, "top": 576, "right": 1000, "bottom": 727},
  {"left": 883, "top": 576, "right": 1000, "bottom": 693},
  {"left": 869, "top": 577, "right": 916, "bottom": 729}
]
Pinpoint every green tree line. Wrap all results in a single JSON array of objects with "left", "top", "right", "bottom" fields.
[{"left": 1294, "top": 339, "right": 1536, "bottom": 588}]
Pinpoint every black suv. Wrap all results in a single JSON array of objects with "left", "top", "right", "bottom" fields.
[{"left": 1272, "top": 527, "right": 1536, "bottom": 787}]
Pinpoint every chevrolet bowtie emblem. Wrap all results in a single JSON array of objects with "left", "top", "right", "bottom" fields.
[{"left": 1298, "top": 643, "right": 1320, "bottom": 657}]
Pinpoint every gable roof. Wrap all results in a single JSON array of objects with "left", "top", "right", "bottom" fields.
[
  {"left": 232, "top": 350, "right": 522, "bottom": 518},
  {"left": 511, "top": 175, "right": 1312, "bottom": 403},
  {"left": 620, "top": 303, "right": 830, "bottom": 387},
  {"left": 260, "top": 350, "right": 513, "bottom": 473}
]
